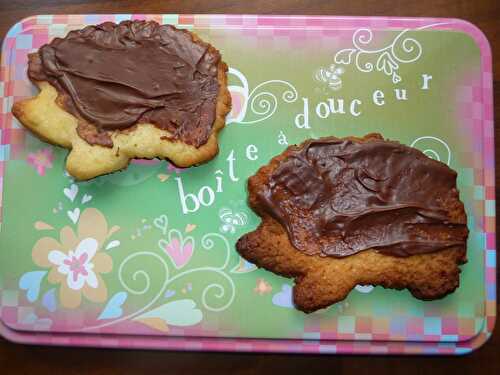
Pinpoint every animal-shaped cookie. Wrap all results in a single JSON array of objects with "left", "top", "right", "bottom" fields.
[
  {"left": 13, "top": 20, "right": 231, "bottom": 180},
  {"left": 237, "top": 134, "right": 468, "bottom": 313}
]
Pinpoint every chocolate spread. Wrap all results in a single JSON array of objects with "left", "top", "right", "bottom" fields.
[
  {"left": 28, "top": 20, "right": 221, "bottom": 147},
  {"left": 258, "top": 136, "right": 468, "bottom": 257}
]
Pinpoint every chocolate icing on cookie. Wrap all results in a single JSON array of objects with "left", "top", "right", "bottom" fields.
[
  {"left": 258, "top": 135, "right": 468, "bottom": 257},
  {"left": 28, "top": 20, "right": 221, "bottom": 147}
]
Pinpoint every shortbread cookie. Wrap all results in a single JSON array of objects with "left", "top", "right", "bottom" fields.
[
  {"left": 236, "top": 134, "right": 469, "bottom": 313},
  {"left": 12, "top": 20, "right": 231, "bottom": 180}
]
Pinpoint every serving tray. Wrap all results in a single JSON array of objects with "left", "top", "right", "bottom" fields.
[{"left": 0, "top": 14, "right": 495, "bottom": 354}]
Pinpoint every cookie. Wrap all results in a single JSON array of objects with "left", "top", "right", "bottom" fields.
[
  {"left": 236, "top": 134, "right": 469, "bottom": 313},
  {"left": 12, "top": 20, "right": 231, "bottom": 180}
]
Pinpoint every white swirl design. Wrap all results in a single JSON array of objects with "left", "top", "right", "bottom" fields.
[
  {"left": 82, "top": 227, "right": 235, "bottom": 331},
  {"left": 410, "top": 136, "right": 451, "bottom": 165},
  {"left": 227, "top": 68, "right": 298, "bottom": 125},
  {"left": 239, "top": 80, "right": 299, "bottom": 124},
  {"left": 334, "top": 28, "right": 423, "bottom": 84},
  {"left": 118, "top": 252, "right": 170, "bottom": 295},
  {"left": 392, "top": 33, "right": 422, "bottom": 63}
]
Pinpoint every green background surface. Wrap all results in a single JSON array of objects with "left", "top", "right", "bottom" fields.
[{"left": 0, "top": 28, "right": 486, "bottom": 340}]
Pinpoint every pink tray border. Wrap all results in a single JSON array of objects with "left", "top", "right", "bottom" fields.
[{"left": 0, "top": 14, "right": 495, "bottom": 355}]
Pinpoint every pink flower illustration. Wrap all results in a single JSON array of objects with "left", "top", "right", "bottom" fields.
[
  {"left": 27, "top": 148, "right": 54, "bottom": 176},
  {"left": 159, "top": 230, "right": 194, "bottom": 269}
]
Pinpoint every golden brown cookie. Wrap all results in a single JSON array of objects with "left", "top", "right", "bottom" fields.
[
  {"left": 236, "top": 134, "right": 468, "bottom": 313},
  {"left": 12, "top": 20, "right": 231, "bottom": 180}
]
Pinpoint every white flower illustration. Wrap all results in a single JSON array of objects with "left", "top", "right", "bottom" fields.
[{"left": 48, "top": 238, "right": 99, "bottom": 291}]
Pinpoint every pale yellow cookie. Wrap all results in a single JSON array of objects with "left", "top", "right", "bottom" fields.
[{"left": 12, "top": 21, "right": 231, "bottom": 180}]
